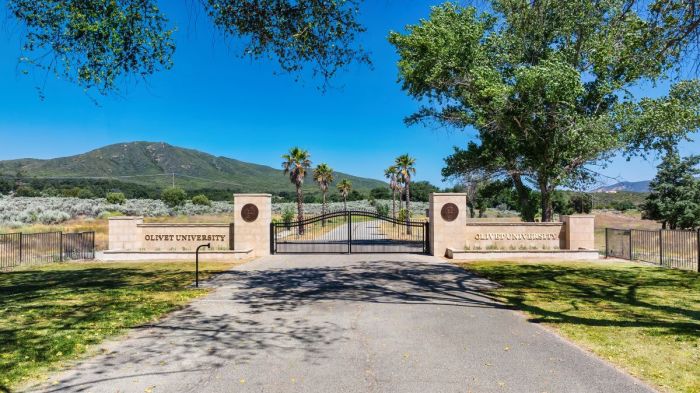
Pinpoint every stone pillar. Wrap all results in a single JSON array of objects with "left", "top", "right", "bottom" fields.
[
  {"left": 108, "top": 217, "right": 143, "bottom": 251},
  {"left": 429, "top": 193, "right": 468, "bottom": 257},
  {"left": 561, "top": 215, "right": 595, "bottom": 250},
  {"left": 233, "top": 194, "right": 272, "bottom": 257}
]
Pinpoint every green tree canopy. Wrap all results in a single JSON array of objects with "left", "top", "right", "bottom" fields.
[
  {"left": 642, "top": 150, "right": 700, "bottom": 229},
  {"left": 390, "top": 1, "right": 700, "bottom": 221},
  {"left": 9, "top": 0, "right": 369, "bottom": 95}
]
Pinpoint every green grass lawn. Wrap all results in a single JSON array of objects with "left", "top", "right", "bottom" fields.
[
  {"left": 0, "top": 261, "right": 242, "bottom": 391},
  {"left": 459, "top": 261, "right": 699, "bottom": 393}
]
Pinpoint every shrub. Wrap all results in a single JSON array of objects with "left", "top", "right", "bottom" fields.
[
  {"left": 77, "top": 189, "right": 94, "bottom": 199},
  {"left": 611, "top": 200, "right": 636, "bottom": 212},
  {"left": 398, "top": 208, "right": 412, "bottom": 222},
  {"left": 282, "top": 206, "right": 295, "bottom": 228},
  {"left": 191, "top": 194, "right": 211, "bottom": 206},
  {"left": 14, "top": 186, "right": 37, "bottom": 197},
  {"left": 375, "top": 203, "right": 389, "bottom": 217},
  {"left": 106, "top": 192, "right": 126, "bottom": 205},
  {"left": 37, "top": 210, "right": 71, "bottom": 224},
  {"left": 161, "top": 187, "right": 187, "bottom": 207}
]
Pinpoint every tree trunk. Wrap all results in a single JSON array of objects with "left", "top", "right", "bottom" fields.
[
  {"left": 406, "top": 181, "right": 412, "bottom": 235},
  {"left": 511, "top": 174, "right": 535, "bottom": 222},
  {"left": 468, "top": 202, "right": 475, "bottom": 218},
  {"left": 539, "top": 183, "right": 553, "bottom": 222},
  {"left": 296, "top": 184, "right": 304, "bottom": 235},
  {"left": 343, "top": 196, "right": 347, "bottom": 211}
]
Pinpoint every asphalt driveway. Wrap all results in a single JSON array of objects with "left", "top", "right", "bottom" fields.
[{"left": 26, "top": 254, "right": 655, "bottom": 393}]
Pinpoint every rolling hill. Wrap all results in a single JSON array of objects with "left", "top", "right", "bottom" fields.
[
  {"left": 591, "top": 180, "right": 651, "bottom": 193},
  {"left": 0, "top": 142, "right": 386, "bottom": 194}
]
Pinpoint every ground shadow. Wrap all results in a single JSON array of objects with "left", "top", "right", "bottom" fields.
[{"left": 16, "top": 258, "right": 507, "bottom": 392}]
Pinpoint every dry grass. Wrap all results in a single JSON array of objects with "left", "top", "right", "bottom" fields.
[{"left": 594, "top": 211, "right": 661, "bottom": 253}]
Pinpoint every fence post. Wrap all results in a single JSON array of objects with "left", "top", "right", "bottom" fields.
[
  {"left": 60, "top": 232, "right": 64, "bottom": 262},
  {"left": 18, "top": 232, "right": 22, "bottom": 263},
  {"left": 605, "top": 228, "right": 609, "bottom": 258},
  {"left": 659, "top": 229, "right": 663, "bottom": 266},
  {"left": 347, "top": 211, "right": 352, "bottom": 254},
  {"left": 628, "top": 230, "right": 633, "bottom": 260}
]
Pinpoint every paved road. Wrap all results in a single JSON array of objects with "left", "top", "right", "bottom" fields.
[{"left": 26, "top": 255, "right": 655, "bottom": 393}]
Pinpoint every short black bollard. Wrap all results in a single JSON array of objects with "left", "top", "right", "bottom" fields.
[{"left": 195, "top": 243, "right": 211, "bottom": 288}]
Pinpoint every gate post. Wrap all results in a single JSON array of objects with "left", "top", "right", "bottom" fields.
[
  {"left": 347, "top": 211, "right": 352, "bottom": 254},
  {"left": 428, "top": 193, "right": 468, "bottom": 257},
  {"left": 233, "top": 194, "right": 272, "bottom": 257}
]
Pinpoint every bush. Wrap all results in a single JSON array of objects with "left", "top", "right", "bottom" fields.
[
  {"left": 191, "top": 194, "right": 211, "bottom": 206},
  {"left": 77, "top": 188, "right": 94, "bottom": 199},
  {"left": 376, "top": 203, "right": 389, "bottom": 217},
  {"left": 106, "top": 192, "right": 126, "bottom": 205},
  {"left": 611, "top": 200, "right": 636, "bottom": 212},
  {"left": 282, "top": 206, "right": 295, "bottom": 228},
  {"left": 398, "top": 208, "right": 412, "bottom": 222},
  {"left": 161, "top": 187, "right": 187, "bottom": 207},
  {"left": 37, "top": 210, "right": 71, "bottom": 224},
  {"left": 14, "top": 186, "right": 37, "bottom": 197}
]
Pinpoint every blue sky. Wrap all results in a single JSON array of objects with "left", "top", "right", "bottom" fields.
[{"left": 0, "top": 1, "right": 697, "bottom": 188}]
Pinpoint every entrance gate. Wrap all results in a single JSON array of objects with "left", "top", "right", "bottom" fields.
[{"left": 271, "top": 210, "right": 428, "bottom": 254}]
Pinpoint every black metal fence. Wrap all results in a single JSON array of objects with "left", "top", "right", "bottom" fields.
[
  {"left": 606, "top": 228, "right": 699, "bottom": 272},
  {"left": 0, "top": 231, "right": 95, "bottom": 270}
]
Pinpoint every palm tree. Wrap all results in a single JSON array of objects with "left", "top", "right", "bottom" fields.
[
  {"left": 336, "top": 179, "right": 352, "bottom": 211},
  {"left": 313, "top": 163, "right": 334, "bottom": 226},
  {"left": 282, "top": 147, "right": 311, "bottom": 234},
  {"left": 384, "top": 165, "right": 400, "bottom": 221},
  {"left": 395, "top": 154, "right": 416, "bottom": 233}
]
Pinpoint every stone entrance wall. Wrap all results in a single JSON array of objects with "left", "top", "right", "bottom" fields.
[
  {"left": 429, "top": 193, "right": 595, "bottom": 257},
  {"left": 105, "top": 193, "right": 271, "bottom": 260}
]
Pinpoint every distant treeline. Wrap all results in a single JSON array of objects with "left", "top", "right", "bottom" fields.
[
  {"left": 0, "top": 177, "right": 443, "bottom": 203},
  {"left": 0, "top": 176, "right": 647, "bottom": 212}
]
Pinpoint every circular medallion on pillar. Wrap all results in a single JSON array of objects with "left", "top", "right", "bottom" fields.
[
  {"left": 241, "top": 203, "right": 259, "bottom": 222},
  {"left": 440, "top": 203, "right": 459, "bottom": 222}
]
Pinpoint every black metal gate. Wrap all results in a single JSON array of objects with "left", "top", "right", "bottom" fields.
[
  {"left": 271, "top": 210, "right": 428, "bottom": 254},
  {"left": 605, "top": 228, "right": 631, "bottom": 260}
]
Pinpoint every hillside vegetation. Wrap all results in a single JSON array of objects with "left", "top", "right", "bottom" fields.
[{"left": 0, "top": 142, "right": 386, "bottom": 195}]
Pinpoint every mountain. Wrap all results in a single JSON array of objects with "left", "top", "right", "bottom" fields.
[
  {"left": 0, "top": 142, "right": 386, "bottom": 194},
  {"left": 592, "top": 180, "right": 650, "bottom": 193}
]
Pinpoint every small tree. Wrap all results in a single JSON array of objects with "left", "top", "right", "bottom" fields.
[
  {"left": 282, "top": 206, "right": 295, "bottom": 229},
  {"left": 162, "top": 187, "right": 187, "bottom": 207},
  {"left": 191, "top": 194, "right": 211, "bottom": 206},
  {"left": 642, "top": 150, "right": 700, "bottom": 229},
  {"left": 570, "top": 194, "right": 593, "bottom": 214},
  {"left": 336, "top": 179, "right": 352, "bottom": 210},
  {"left": 106, "top": 192, "right": 126, "bottom": 205}
]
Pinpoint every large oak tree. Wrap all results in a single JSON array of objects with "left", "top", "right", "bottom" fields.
[{"left": 389, "top": 1, "right": 700, "bottom": 221}]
